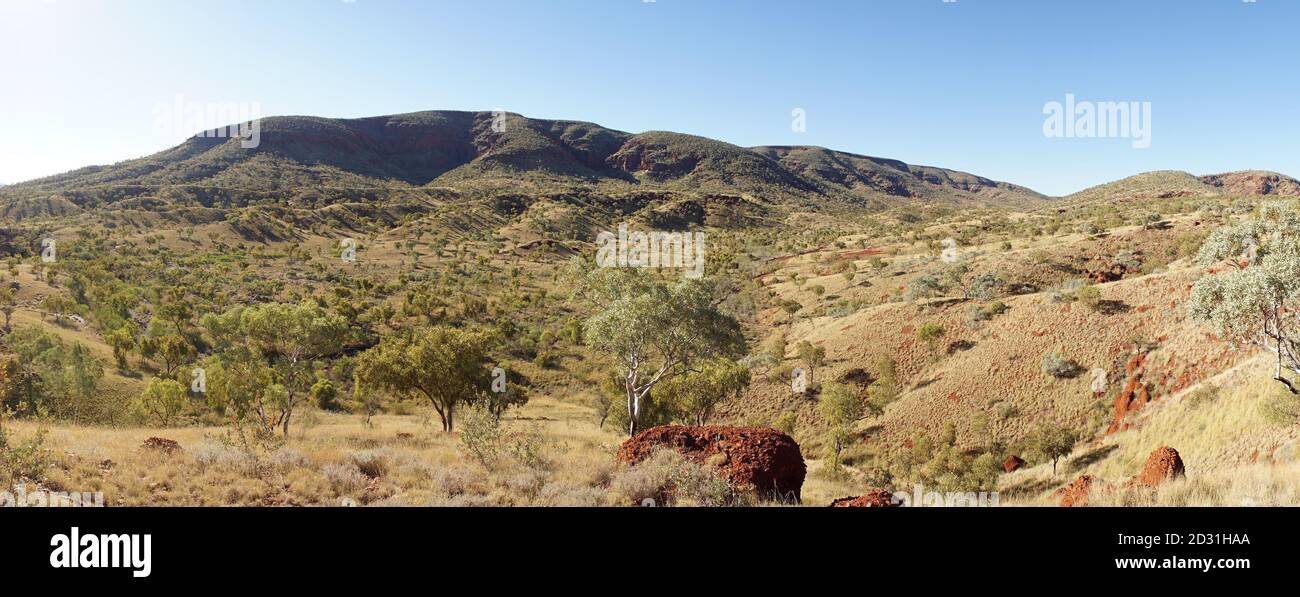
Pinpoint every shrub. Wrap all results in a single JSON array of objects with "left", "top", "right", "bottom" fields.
[
  {"left": 459, "top": 406, "right": 501, "bottom": 466},
  {"left": 322, "top": 463, "right": 368, "bottom": 495},
  {"left": 916, "top": 323, "right": 946, "bottom": 353},
  {"left": 1076, "top": 285, "right": 1102, "bottom": 311},
  {"left": 609, "top": 448, "right": 745, "bottom": 507},
  {"left": 134, "top": 377, "right": 189, "bottom": 426},
  {"left": 1041, "top": 353, "right": 1081, "bottom": 379},
  {"left": 191, "top": 441, "right": 257, "bottom": 473},
  {"left": 267, "top": 447, "right": 311, "bottom": 471},
  {"left": 1, "top": 429, "right": 50, "bottom": 481},
  {"left": 771, "top": 410, "right": 797, "bottom": 436},
  {"left": 346, "top": 449, "right": 390, "bottom": 478}
]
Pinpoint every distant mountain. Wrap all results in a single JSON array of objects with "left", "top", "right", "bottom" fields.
[
  {"left": 1063, "top": 169, "right": 1300, "bottom": 207},
  {"left": 1201, "top": 171, "right": 1300, "bottom": 197},
  {"left": 0, "top": 110, "right": 1048, "bottom": 214}
]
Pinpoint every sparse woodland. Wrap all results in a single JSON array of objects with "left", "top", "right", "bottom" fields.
[{"left": 1, "top": 112, "right": 1298, "bottom": 506}]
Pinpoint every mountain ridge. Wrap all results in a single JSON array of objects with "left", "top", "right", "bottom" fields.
[{"left": 0, "top": 110, "right": 1048, "bottom": 213}]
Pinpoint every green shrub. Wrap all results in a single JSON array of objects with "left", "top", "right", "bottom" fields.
[
  {"left": 1041, "top": 353, "right": 1081, "bottom": 379},
  {"left": 1077, "top": 285, "right": 1102, "bottom": 311},
  {"left": 1, "top": 429, "right": 51, "bottom": 482}
]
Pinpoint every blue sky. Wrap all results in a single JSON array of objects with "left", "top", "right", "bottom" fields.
[{"left": 1, "top": 0, "right": 1296, "bottom": 195}]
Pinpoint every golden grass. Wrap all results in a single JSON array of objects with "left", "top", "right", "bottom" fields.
[
  {"left": 4, "top": 396, "right": 627, "bottom": 507},
  {"left": 1000, "top": 355, "right": 1300, "bottom": 506}
]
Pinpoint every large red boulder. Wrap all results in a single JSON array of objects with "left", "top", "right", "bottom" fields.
[
  {"left": 617, "top": 425, "right": 806, "bottom": 503},
  {"left": 1133, "top": 446, "right": 1185, "bottom": 487},
  {"left": 830, "top": 489, "right": 898, "bottom": 508},
  {"left": 1003, "top": 455, "right": 1026, "bottom": 473}
]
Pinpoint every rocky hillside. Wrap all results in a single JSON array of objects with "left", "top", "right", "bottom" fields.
[
  {"left": 0, "top": 110, "right": 1048, "bottom": 217},
  {"left": 1201, "top": 170, "right": 1300, "bottom": 197}
]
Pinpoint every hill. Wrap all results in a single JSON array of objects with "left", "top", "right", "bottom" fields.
[{"left": 0, "top": 110, "right": 1048, "bottom": 218}]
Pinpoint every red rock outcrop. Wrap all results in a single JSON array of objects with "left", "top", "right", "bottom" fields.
[
  {"left": 141, "top": 437, "right": 182, "bottom": 453},
  {"left": 1003, "top": 455, "right": 1026, "bottom": 473},
  {"left": 830, "top": 489, "right": 898, "bottom": 507},
  {"left": 1132, "top": 446, "right": 1185, "bottom": 487},
  {"left": 1057, "top": 475, "right": 1095, "bottom": 507},
  {"left": 617, "top": 425, "right": 806, "bottom": 502},
  {"left": 1108, "top": 351, "right": 1152, "bottom": 433}
]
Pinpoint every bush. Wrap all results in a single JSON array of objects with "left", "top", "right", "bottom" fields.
[
  {"left": 1041, "top": 353, "right": 1081, "bottom": 379},
  {"left": 346, "top": 449, "right": 390, "bottom": 478},
  {"left": 1, "top": 429, "right": 51, "bottom": 481},
  {"left": 192, "top": 440, "right": 257, "bottom": 472},
  {"left": 609, "top": 448, "right": 746, "bottom": 507},
  {"left": 322, "top": 462, "right": 368, "bottom": 495},
  {"left": 771, "top": 411, "right": 797, "bottom": 436},
  {"left": 1076, "top": 285, "right": 1102, "bottom": 311},
  {"left": 134, "top": 377, "right": 189, "bottom": 426},
  {"left": 459, "top": 406, "right": 501, "bottom": 466}
]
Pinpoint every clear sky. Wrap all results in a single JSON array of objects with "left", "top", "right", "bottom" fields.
[{"left": 2, "top": 0, "right": 1296, "bottom": 196}]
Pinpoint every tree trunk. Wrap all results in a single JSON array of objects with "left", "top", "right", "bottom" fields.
[{"left": 626, "top": 382, "right": 638, "bottom": 436}]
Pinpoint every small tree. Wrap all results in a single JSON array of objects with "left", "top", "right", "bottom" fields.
[
  {"left": 819, "top": 382, "right": 866, "bottom": 470},
  {"left": 312, "top": 377, "right": 339, "bottom": 411},
  {"left": 1026, "top": 425, "right": 1077, "bottom": 475},
  {"left": 0, "top": 286, "right": 14, "bottom": 331},
  {"left": 105, "top": 326, "right": 136, "bottom": 370},
  {"left": 1190, "top": 202, "right": 1300, "bottom": 394},
  {"left": 794, "top": 341, "right": 826, "bottom": 385},
  {"left": 136, "top": 377, "right": 187, "bottom": 426},
  {"left": 655, "top": 357, "right": 751, "bottom": 426},
  {"left": 355, "top": 326, "right": 493, "bottom": 432},
  {"left": 576, "top": 266, "right": 745, "bottom": 436}
]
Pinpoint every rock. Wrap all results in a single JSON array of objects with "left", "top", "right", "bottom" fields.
[
  {"left": 1133, "top": 446, "right": 1185, "bottom": 487},
  {"left": 1003, "top": 455, "right": 1026, "bottom": 473},
  {"left": 1057, "top": 475, "right": 1095, "bottom": 507},
  {"left": 617, "top": 425, "right": 806, "bottom": 503},
  {"left": 1108, "top": 352, "right": 1152, "bottom": 433},
  {"left": 141, "top": 437, "right": 182, "bottom": 453},
  {"left": 830, "top": 489, "right": 898, "bottom": 507}
]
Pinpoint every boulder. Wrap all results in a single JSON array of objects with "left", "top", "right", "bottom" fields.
[
  {"left": 830, "top": 489, "right": 898, "bottom": 508},
  {"left": 1133, "top": 446, "right": 1185, "bottom": 487},
  {"left": 617, "top": 425, "right": 806, "bottom": 502},
  {"left": 1057, "top": 475, "right": 1095, "bottom": 507},
  {"left": 1003, "top": 455, "right": 1026, "bottom": 473}
]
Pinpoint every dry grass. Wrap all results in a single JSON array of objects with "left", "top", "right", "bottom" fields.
[
  {"left": 1000, "top": 355, "right": 1300, "bottom": 506},
  {"left": 5, "top": 396, "right": 630, "bottom": 506}
]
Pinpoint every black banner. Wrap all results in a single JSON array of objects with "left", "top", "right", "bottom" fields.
[{"left": 3, "top": 506, "right": 1282, "bottom": 587}]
